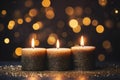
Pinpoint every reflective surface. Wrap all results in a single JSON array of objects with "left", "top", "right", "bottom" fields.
[{"left": 0, "top": 62, "right": 120, "bottom": 80}]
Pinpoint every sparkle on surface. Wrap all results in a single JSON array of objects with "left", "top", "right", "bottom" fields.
[{"left": 0, "top": 63, "right": 120, "bottom": 80}]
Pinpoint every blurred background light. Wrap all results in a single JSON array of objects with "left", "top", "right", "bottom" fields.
[
  {"left": 98, "top": 54, "right": 105, "bottom": 62},
  {"left": 69, "top": 19, "right": 78, "bottom": 28},
  {"left": 98, "top": 0, "right": 107, "bottom": 7},
  {"left": 4, "top": 38, "right": 10, "bottom": 44},
  {"left": 96, "top": 25, "right": 104, "bottom": 33},
  {"left": 72, "top": 25, "right": 81, "bottom": 33},
  {"left": 42, "top": 0, "right": 51, "bottom": 8},
  {"left": 8, "top": 20, "right": 15, "bottom": 30},
  {"left": 82, "top": 17, "right": 91, "bottom": 26},
  {"left": 47, "top": 33, "right": 57, "bottom": 45},
  {"left": 15, "top": 47, "right": 22, "bottom": 56},
  {"left": 1, "top": 10, "right": 7, "bottom": 16},
  {"left": 29, "top": 8, "right": 38, "bottom": 17},
  {"left": 17, "top": 18, "right": 24, "bottom": 24},
  {"left": 65, "top": 6, "right": 74, "bottom": 16}
]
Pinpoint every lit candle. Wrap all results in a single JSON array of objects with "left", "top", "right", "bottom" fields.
[
  {"left": 47, "top": 39, "right": 72, "bottom": 71},
  {"left": 21, "top": 38, "right": 46, "bottom": 71},
  {"left": 71, "top": 36, "right": 96, "bottom": 70}
]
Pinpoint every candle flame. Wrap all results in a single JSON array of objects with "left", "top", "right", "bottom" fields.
[
  {"left": 80, "top": 36, "right": 84, "bottom": 47},
  {"left": 31, "top": 38, "right": 35, "bottom": 48},
  {"left": 56, "top": 39, "right": 60, "bottom": 49}
]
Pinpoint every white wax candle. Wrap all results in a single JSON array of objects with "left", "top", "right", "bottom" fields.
[{"left": 71, "top": 46, "right": 95, "bottom": 53}]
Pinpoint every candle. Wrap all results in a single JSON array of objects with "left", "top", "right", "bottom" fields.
[
  {"left": 71, "top": 36, "right": 96, "bottom": 70},
  {"left": 47, "top": 39, "right": 72, "bottom": 71},
  {"left": 21, "top": 38, "right": 46, "bottom": 71}
]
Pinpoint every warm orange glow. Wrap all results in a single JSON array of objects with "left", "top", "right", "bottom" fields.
[
  {"left": 31, "top": 38, "right": 35, "bottom": 48},
  {"left": 17, "top": 18, "right": 23, "bottom": 24},
  {"left": 80, "top": 36, "right": 84, "bottom": 46},
  {"left": 4, "top": 38, "right": 10, "bottom": 44},
  {"left": 82, "top": 17, "right": 91, "bottom": 26},
  {"left": 15, "top": 47, "right": 22, "bottom": 56},
  {"left": 8, "top": 20, "right": 15, "bottom": 30},
  {"left": 56, "top": 39, "right": 60, "bottom": 49},
  {"left": 69, "top": 19, "right": 78, "bottom": 28},
  {"left": 1, "top": 10, "right": 7, "bottom": 15},
  {"left": 42, "top": 0, "right": 51, "bottom": 7},
  {"left": 96, "top": 25, "right": 104, "bottom": 33},
  {"left": 47, "top": 33, "right": 57, "bottom": 45}
]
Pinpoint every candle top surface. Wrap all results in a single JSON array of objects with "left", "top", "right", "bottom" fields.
[
  {"left": 22, "top": 48, "right": 46, "bottom": 51},
  {"left": 47, "top": 48, "right": 70, "bottom": 50},
  {"left": 71, "top": 46, "right": 95, "bottom": 51},
  {"left": 47, "top": 48, "right": 71, "bottom": 54}
]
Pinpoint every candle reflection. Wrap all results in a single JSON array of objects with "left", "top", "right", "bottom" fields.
[
  {"left": 76, "top": 75, "right": 88, "bottom": 80},
  {"left": 26, "top": 76, "right": 40, "bottom": 80}
]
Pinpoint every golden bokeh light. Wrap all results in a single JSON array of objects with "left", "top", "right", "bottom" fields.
[
  {"left": 69, "top": 19, "right": 78, "bottom": 28},
  {"left": 32, "top": 21, "right": 43, "bottom": 30},
  {"left": 72, "top": 25, "right": 81, "bottom": 33},
  {"left": 4, "top": 38, "right": 10, "bottom": 44},
  {"left": 82, "top": 17, "right": 91, "bottom": 26},
  {"left": 42, "top": 0, "right": 51, "bottom": 7},
  {"left": 96, "top": 25, "right": 104, "bottom": 33},
  {"left": 65, "top": 6, "right": 74, "bottom": 16},
  {"left": 29, "top": 8, "right": 38, "bottom": 17},
  {"left": 25, "top": 0, "right": 33, "bottom": 7},
  {"left": 115, "top": 9, "right": 119, "bottom": 14},
  {"left": 0, "top": 23, "right": 4, "bottom": 32},
  {"left": 25, "top": 16, "right": 32, "bottom": 23},
  {"left": 102, "top": 40, "right": 111, "bottom": 49},
  {"left": 92, "top": 19, "right": 98, "bottom": 26},
  {"left": 15, "top": 47, "right": 22, "bottom": 56},
  {"left": 47, "top": 33, "right": 57, "bottom": 45},
  {"left": 17, "top": 18, "right": 23, "bottom": 24},
  {"left": 8, "top": 20, "right": 15, "bottom": 30},
  {"left": 32, "top": 23, "right": 40, "bottom": 30},
  {"left": 98, "top": 54, "right": 105, "bottom": 62},
  {"left": 1, "top": 10, "right": 7, "bottom": 15},
  {"left": 98, "top": 0, "right": 107, "bottom": 7},
  {"left": 45, "top": 9, "right": 55, "bottom": 19}
]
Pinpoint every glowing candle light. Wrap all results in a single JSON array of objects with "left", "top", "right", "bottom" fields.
[
  {"left": 21, "top": 38, "right": 46, "bottom": 71},
  {"left": 47, "top": 39, "right": 72, "bottom": 71},
  {"left": 56, "top": 39, "right": 60, "bottom": 49},
  {"left": 80, "top": 35, "right": 84, "bottom": 47},
  {"left": 31, "top": 38, "right": 35, "bottom": 48},
  {"left": 71, "top": 35, "right": 96, "bottom": 70}
]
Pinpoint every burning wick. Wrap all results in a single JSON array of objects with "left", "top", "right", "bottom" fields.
[
  {"left": 56, "top": 39, "right": 60, "bottom": 49},
  {"left": 31, "top": 38, "right": 35, "bottom": 49},
  {"left": 80, "top": 36, "right": 84, "bottom": 47}
]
